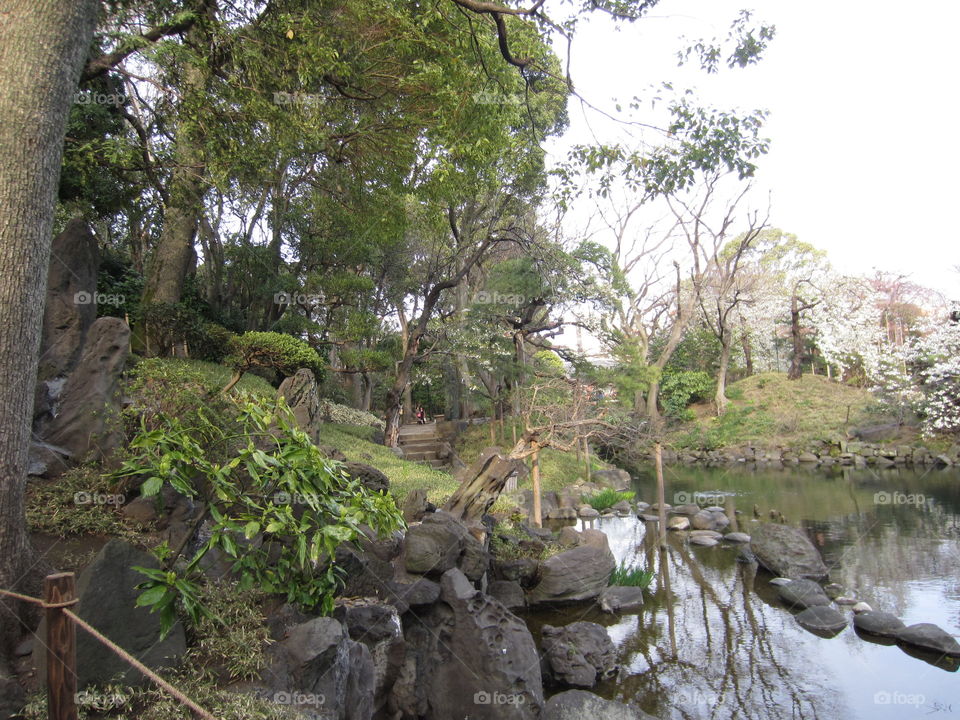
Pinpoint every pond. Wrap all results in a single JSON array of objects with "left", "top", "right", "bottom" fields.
[{"left": 526, "top": 464, "right": 960, "bottom": 719}]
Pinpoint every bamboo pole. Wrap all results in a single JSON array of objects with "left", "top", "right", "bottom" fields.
[
  {"left": 531, "top": 447, "right": 542, "bottom": 527},
  {"left": 656, "top": 442, "right": 667, "bottom": 549}
]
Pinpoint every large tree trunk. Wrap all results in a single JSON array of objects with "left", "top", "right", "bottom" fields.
[
  {"left": 0, "top": 0, "right": 98, "bottom": 626},
  {"left": 715, "top": 332, "right": 733, "bottom": 415},
  {"left": 788, "top": 294, "right": 803, "bottom": 380},
  {"left": 740, "top": 326, "right": 753, "bottom": 377},
  {"left": 384, "top": 344, "right": 418, "bottom": 447}
]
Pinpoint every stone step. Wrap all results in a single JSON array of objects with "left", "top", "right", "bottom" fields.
[{"left": 399, "top": 438, "right": 443, "bottom": 451}]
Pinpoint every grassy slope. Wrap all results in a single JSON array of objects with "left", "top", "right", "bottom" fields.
[{"left": 668, "top": 371, "right": 899, "bottom": 450}]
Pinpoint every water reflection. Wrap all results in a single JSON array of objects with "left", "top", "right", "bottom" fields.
[{"left": 526, "top": 466, "right": 960, "bottom": 720}]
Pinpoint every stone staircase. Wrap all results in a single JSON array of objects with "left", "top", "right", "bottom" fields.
[{"left": 397, "top": 422, "right": 449, "bottom": 468}]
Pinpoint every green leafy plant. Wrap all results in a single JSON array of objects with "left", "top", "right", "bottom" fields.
[
  {"left": 609, "top": 561, "right": 654, "bottom": 589},
  {"left": 583, "top": 488, "right": 635, "bottom": 511},
  {"left": 114, "top": 395, "right": 404, "bottom": 632},
  {"left": 661, "top": 370, "right": 714, "bottom": 418}
]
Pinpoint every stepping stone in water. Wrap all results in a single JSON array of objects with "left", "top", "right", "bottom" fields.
[
  {"left": 894, "top": 623, "right": 960, "bottom": 657},
  {"left": 690, "top": 536, "right": 719, "bottom": 547},
  {"left": 768, "top": 577, "right": 792, "bottom": 587},
  {"left": 796, "top": 605, "right": 848, "bottom": 634},
  {"left": 778, "top": 579, "right": 831, "bottom": 609},
  {"left": 853, "top": 611, "right": 906, "bottom": 638},
  {"left": 723, "top": 532, "right": 751, "bottom": 543}
]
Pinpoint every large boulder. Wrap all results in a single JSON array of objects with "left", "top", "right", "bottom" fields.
[
  {"left": 541, "top": 622, "right": 618, "bottom": 688},
  {"left": 42, "top": 317, "right": 129, "bottom": 461},
  {"left": 404, "top": 511, "right": 487, "bottom": 580},
  {"left": 402, "top": 488, "right": 434, "bottom": 523},
  {"left": 526, "top": 540, "right": 615, "bottom": 606},
  {"left": 389, "top": 568, "right": 543, "bottom": 719},
  {"left": 893, "top": 623, "right": 960, "bottom": 657},
  {"left": 335, "top": 528, "right": 403, "bottom": 599},
  {"left": 334, "top": 600, "right": 404, "bottom": 716},
  {"left": 691, "top": 509, "right": 730, "bottom": 532},
  {"left": 36, "top": 218, "right": 99, "bottom": 388},
  {"left": 544, "top": 690, "right": 656, "bottom": 720},
  {"left": 749, "top": 523, "right": 828, "bottom": 579},
  {"left": 590, "top": 468, "right": 632, "bottom": 488},
  {"left": 261, "top": 616, "right": 373, "bottom": 720},
  {"left": 598, "top": 586, "right": 645, "bottom": 614},
  {"left": 33, "top": 539, "right": 185, "bottom": 687},
  {"left": 277, "top": 368, "right": 321, "bottom": 444}
]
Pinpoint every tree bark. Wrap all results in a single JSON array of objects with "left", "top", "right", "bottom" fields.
[
  {"left": 715, "top": 331, "right": 732, "bottom": 415},
  {"left": 788, "top": 294, "right": 803, "bottom": 380},
  {"left": 0, "top": 0, "right": 98, "bottom": 613}
]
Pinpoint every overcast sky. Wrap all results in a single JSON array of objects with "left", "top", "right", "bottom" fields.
[{"left": 544, "top": 0, "right": 960, "bottom": 298}]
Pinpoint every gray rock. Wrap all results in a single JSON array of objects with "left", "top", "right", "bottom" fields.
[
  {"left": 342, "top": 462, "right": 390, "bottom": 494},
  {"left": 579, "top": 507, "right": 600, "bottom": 519},
  {"left": 547, "top": 507, "right": 578, "bottom": 520},
  {"left": 541, "top": 622, "right": 618, "bottom": 688},
  {"left": 544, "top": 690, "right": 655, "bottom": 720},
  {"left": 749, "top": 523, "right": 828, "bottom": 579},
  {"left": 689, "top": 529, "right": 722, "bottom": 540},
  {"left": 768, "top": 577, "right": 792, "bottom": 586},
  {"left": 385, "top": 578, "right": 441, "bottom": 612},
  {"left": 401, "top": 488, "right": 434, "bottom": 523},
  {"left": 42, "top": 317, "right": 129, "bottom": 462},
  {"left": 598, "top": 586, "right": 645, "bottom": 614},
  {"left": 723, "top": 532, "right": 751, "bottom": 543},
  {"left": 823, "top": 582, "right": 844, "bottom": 599},
  {"left": 691, "top": 509, "right": 730, "bottom": 531},
  {"left": 557, "top": 526, "right": 581, "bottom": 547},
  {"left": 690, "top": 535, "right": 719, "bottom": 547},
  {"left": 854, "top": 611, "right": 906, "bottom": 638},
  {"left": 333, "top": 601, "right": 402, "bottom": 716},
  {"left": 34, "top": 539, "right": 185, "bottom": 687},
  {"left": 778, "top": 579, "right": 831, "bottom": 609},
  {"left": 640, "top": 514, "right": 660, "bottom": 522},
  {"left": 590, "top": 468, "right": 632, "bottom": 487},
  {"left": 404, "top": 511, "right": 469, "bottom": 576},
  {"left": 277, "top": 368, "right": 321, "bottom": 443},
  {"left": 894, "top": 623, "right": 960, "bottom": 657},
  {"left": 526, "top": 544, "right": 615, "bottom": 605},
  {"left": 852, "top": 602, "right": 873, "bottom": 614},
  {"left": 671, "top": 503, "right": 700, "bottom": 516},
  {"left": 667, "top": 516, "right": 690, "bottom": 531},
  {"left": 389, "top": 568, "right": 542, "bottom": 719},
  {"left": 795, "top": 605, "right": 848, "bottom": 633},
  {"left": 0, "top": 676, "right": 25, "bottom": 720},
  {"left": 488, "top": 580, "right": 526, "bottom": 610},
  {"left": 834, "top": 596, "right": 858, "bottom": 605},
  {"left": 611, "top": 500, "right": 632, "bottom": 514}
]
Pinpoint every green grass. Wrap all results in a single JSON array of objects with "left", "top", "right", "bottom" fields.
[
  {"left": 669, "top": 372, "right": 897, "bottom": 450},
  {"left": 609, "top": 561, "right": 654, "bottom": 588},
  {"left": 130, "top": 357, "right": 278, "bottom": 397},
  {"left": 583, "top": 488, "right": 634, "bottom": 511},
  {"left": 317, "top": 423, "right": 456, "bottom": 505}
]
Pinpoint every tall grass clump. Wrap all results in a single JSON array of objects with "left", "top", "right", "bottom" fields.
[
  {"left": 609, "top": 561, "right": 654, "bottom": 589},
  {"left": 584, "top": 488, "right": 635, "bottom": 511}
]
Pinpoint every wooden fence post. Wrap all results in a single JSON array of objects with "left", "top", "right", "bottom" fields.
[{"left": 44, "top": 573, "right": 77, "bottom": 720}]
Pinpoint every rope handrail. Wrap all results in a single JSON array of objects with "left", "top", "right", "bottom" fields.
[{"left": 1, "top": 585, "right": 218, "bottom": 720}]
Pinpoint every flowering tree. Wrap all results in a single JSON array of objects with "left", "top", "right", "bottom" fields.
[{"left": 908, "top": 309, "right": 960, "bottom": 435}]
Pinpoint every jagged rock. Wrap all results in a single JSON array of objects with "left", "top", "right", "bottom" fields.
[
  {"left": 526, "top": 543, "right": 615, "bottom": 606},
  {"left": 544, "top": 690, "right": 656, "bottom": 720},
  {"left": 749, "top": 523, "right": 828, "bottom": 579},
  {"left": 385, "top": 579, "right": 441, "bottom": 613},
  {"left": 894, "top": 623, "right": 960, "bottom": 656},
  {"left": 778, "top": 579, "right": 831, "bottom": 609},
  {"left": 854, "top": 611, "right": 906, "bottom": 638},
  {"left": 389, "top": 568, "right": 542, "bottom": 719},
  {"left": 611, "top": 500, "right": 633, "bottom": 515},
  {"left": 36, "top": 218, "right": 99, "bottom": 388},
  {"left": 42, "top": 317, "right": 129, "bottom": 462},
  {"left": 795, "top": 605, "right": 848, "bottom": 634},
  {"left": 261, "top": 616, "right": 373, "bottom": 720},
  {"left": 336, "top": 529, "right": 403, "bottom": 599},
  {"left": 0, "top": 675, "right": 25, "bottom": 720},
  {"left": 402, "top": 488, "right": 434, "bottom": 523},
  {"left": 487, "top": 580, "right": 525, "bottom": 610},
  {"left": 277, "top": 368, "right": 321, "bottom": 444},
  {"left": 343, "top": 462, "right": 390, "bottom": 494},
  {"left": 33, "top": 539, "right": 185, "bottom": 687},
  {"left": 491, "top": 556, "right": 540, "bottom": 587},
  {"left": 541, "top": 622, "right": 618, "bottom": 688},
  {"left": 334, "top": 600, "right": 403, "bottom": 715},
  {"left": 404, "top": 511, "right": 469, "bottom": 576},
  {"left": 598, "top": 586, "right": 645, "bottom": 614}
]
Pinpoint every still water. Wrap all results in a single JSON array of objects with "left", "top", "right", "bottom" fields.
[{"left": 528, "top": 465, "right": 960, "bottom": 720}]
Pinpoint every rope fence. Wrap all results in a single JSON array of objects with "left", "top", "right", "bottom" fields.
[{"left": 1, "top": 574, "right": 217, "bottom": 720}]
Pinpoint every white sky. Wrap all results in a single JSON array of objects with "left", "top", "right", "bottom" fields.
[{"left": 543, "top": 0, "right": 960, "bottom": 298}]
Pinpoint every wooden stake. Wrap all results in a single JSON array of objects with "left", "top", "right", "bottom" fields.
[
  {"left": 583, "top": 439, "right": 591, "bottom": 482},
  {"left": 531, "top": 447, "right": 542, "bottom": 528},
  {"left": 655, "top": 442, "right": 667, "bottom": 549},
  {"left": 44, "top": 573, "right": 77, "bottom": 720}
]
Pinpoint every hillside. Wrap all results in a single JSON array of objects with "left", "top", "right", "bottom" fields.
[{"left": 667, "top": 372, "right": 903, "bottom": 451}]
